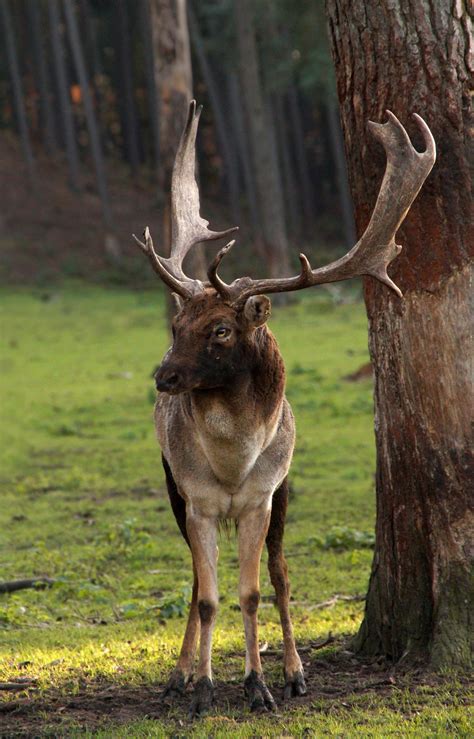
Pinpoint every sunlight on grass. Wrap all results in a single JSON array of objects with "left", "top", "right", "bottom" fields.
[{"left": 1, "top": 284, "right": 469, "bottom": 735}]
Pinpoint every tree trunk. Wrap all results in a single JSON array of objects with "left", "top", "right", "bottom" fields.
[
  {"left": 287, "top": 85, "right": 315, "bottom": 232},
  {"left": 234, "top": 0, "right": 290, "bottom": 278},
  {"left": 78, "top": 0, "right": 103, "bottom": 83},
  {"left": 149, "top": 0, "right": 206, "bottom": 282},
  {"left": 1, "top": 1, "right": 36, "bottom": 183},
  {"left": 326, "top": 97, "right": 356, "bottom": 248},
  {"left": 139, "top": 0, "right": 160, "bottom": 180},
  {"left": 226, "top": 71, "right": 261, "bottom": 244},
  {"left": 188, "top": 5, "right": 242, "bottom": 226},
  {"left": 63, "top": 0, "right": 113, "bottom": 232},
  {"left": 49, "top": 0, "right": 81, "bottom": 192},
  {"left": 26, "top": 0, "right": 57, "bottom": 154},
  {"left": 272, "top": 93, "right": 301, "bottom": 240},
  {"left": 116, "top": 0, "right": 141, "bottom": 175},
  {"left": 326, "top": 0, "right": 473, "bottom": 669}
]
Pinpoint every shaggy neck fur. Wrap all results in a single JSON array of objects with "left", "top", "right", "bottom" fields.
[{"left": 189, "top": 324, "right": 286, "bottom": 428}]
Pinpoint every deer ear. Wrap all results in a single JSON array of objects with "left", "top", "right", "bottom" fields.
[{"left": 243, "top": 295, "right": 271, "bottom": 328}]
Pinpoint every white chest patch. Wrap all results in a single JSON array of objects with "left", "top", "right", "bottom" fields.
[
  {"left": 203, "top": 405, "right": 235, "bottom": 440},
  {"left": 157, "top": 393, "right": 295, "bottom": 520}
]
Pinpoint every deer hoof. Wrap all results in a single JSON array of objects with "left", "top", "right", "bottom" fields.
[
  {"left": 189, "top": 676, "right": 214, "bottom": 718},
  {"left": 161, "top": 670, "right": 188, "bottom": 700},
  {"left": 244, "top": 670, "right": 277, "bottom": 712},
  {"left": 283, "top": 669, "right": 307, "bottom": 700}
]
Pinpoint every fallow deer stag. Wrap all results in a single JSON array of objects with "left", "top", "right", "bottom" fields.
[{"left": 133, "top": 101, "right": 435, "bottom": 716}]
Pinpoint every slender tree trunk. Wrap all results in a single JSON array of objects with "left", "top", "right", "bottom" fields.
[
  {"left": 49, "top": 0, "right": 81, "bottom": 191},
  {"left": 1, "top": 1, "right": 36, "bottom": 183},
  {"left": 272, "top": 93, "right": 301, "bottom": 240},
  {"left": 149, "top": 0, "right": 205, "bottom": 281},
  {"left": 226, "top": 71, "right": 261, "bottom": 244},
  {"left": 63, "top": 0, "right": 113, "bottom": 233},
  {"left": 26, "top": 0, "right": 57, "bottom": 154},
  {"left": 234, "top": 0, "right": 290, "bottom": 278},
  {"left": 139, "top": 0, "right": 160, "bottom": 180},
  {"left": 78, "top": 0, "right": 102, "bottom": 82},
  {"left": 188, "top": 5, "right": 241, "bottom": 226},
  {"left": 326, "top": 97, "right": 356, "bottom": 248},
  {"left": 287, "top": 85, "right": 315, "bottom": 231},
  {"left": 116, "top": 0, "right": 141, "bottom": 175},
  {"left": 326, "top": 0, "right": 473, "bottom": 669}
]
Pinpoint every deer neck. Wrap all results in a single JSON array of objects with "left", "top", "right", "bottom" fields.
[{"left": 189, "top": 326, "right": 286, "bottom": 439}]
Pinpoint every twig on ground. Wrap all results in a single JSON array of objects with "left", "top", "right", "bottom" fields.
[
  {"left": 0, "top": 578, "right": 55, "bottom": 594},
  {"left": 309, "top": 594, "right": 365, "bottom": 610},
  {"left": 0, "top": 679, "right": 37, "bottom": 691},
  {"left": 259, "top": 633, "right": 336, "bottom": 657},
  {"left": 300, "top": 634, "right": 336, "bottom": 652}
]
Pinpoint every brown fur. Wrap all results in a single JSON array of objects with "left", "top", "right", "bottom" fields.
[
  {"left": 156, "top": 290, "right": 304, "bottom": 704},
  {"left": 157, "top": 292, "right": 285, "bottom": 423}
]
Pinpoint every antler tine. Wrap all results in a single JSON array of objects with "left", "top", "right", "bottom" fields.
[
  {"left": 207, "top": 240, "right": 236, "bottom": 300},
  {"left": 163, "top": 100, "right": 239, "bottom": 283},
  {"left": 224, "top": 111, "right": 436, "bottom": 307},
  {"left": 133, "top": 101, "right": 238, "bottom": 298},
  {"left": 132, "top": 228, "right": 193, "bottom": 299}
]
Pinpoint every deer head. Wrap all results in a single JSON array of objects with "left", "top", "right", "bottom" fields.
[
  {"left": 153, "top": 291, "right": 271, "bottom": 394},
  {"left": 134, "top": 101, "right": 436, "bottom": 394}
]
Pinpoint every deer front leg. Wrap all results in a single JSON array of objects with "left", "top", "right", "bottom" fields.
[
  {"left": 162, "top": 563, "right": 199, "bottom": 698},
  {"left": 238, "top": 504, "right": 276, "bottom": 712},
  {"left": 185, "top": 511, "right": 218, "bottom": 718}
]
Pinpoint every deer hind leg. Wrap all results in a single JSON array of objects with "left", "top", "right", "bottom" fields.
[
  {"left": 161, "top": 457, "right": 200, "bottom": 697},
  {"left": 238, "top": 504, "right": 277, "bottom": 711},
  {"left": 266, "top": 478, "right": 306, "bottom": 699}
]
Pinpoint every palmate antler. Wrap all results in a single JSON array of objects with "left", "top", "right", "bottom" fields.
[
  {"left": 133, "top": 101, "right": 238, "bottom": 299},
  {"left": 134, "top": 104, "right": 436, "bottom": 305},
  {"left": 209, "top": 111, "right": 436, "bottom": 305}
]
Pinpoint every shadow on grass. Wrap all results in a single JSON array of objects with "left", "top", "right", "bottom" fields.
[{"left": 1, "top": 640, "right": 469, "bottom": 736}]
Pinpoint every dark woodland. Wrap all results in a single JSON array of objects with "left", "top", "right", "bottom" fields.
[{"left": 0, "top": 0, "right": 353, "bottom": 284}]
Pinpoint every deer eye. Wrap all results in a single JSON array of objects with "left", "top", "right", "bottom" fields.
[{"left": 215, "top": 326, "right": 230, "bottom": 339}]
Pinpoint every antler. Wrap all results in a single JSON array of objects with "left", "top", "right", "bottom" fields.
[
  {"left": 133, "top": 100, "right": 238, "bottom": 299},
  {"left": 208, "top": 111, "right": 436, "bottom": 305}
]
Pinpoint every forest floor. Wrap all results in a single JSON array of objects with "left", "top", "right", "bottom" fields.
[{"left": 0, "top": 285, "right": 471, "bottom": 737}]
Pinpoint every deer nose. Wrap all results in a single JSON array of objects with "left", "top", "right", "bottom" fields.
[{"left": 155, "top": 370, "right": 179, "bottom": 393}]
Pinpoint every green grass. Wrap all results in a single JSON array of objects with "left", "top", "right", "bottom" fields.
[{"left": 0, "top": 284, "right": 470, "bottom": 736}]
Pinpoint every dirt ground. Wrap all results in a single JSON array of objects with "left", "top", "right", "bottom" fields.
[
  {"left": 1, "top": 642, "right": 468, "bottom": 736},
  {"left": 0, "top": 133, "right": 234, "bottom": 286}
]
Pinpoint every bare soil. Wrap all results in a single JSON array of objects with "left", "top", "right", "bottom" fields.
[
  {"left": 0, "top": 133, "right": 234, "bottom": 286},
  {"left": 0, "top": 643, "right": 468, "bottom": 737}
]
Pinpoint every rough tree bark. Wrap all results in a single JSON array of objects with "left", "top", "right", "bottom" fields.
[
  {"left": 234, "top": 0, "right": 290, "bottom": 278},
  {"left": 149, "top": 0, "right": 205, "bottom": 280},
  {"left": 326, "top": 0, "right": 472, "bottom": 668}
]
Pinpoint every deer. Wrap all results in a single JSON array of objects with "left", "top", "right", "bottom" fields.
[{"left": 133, "top": 101, "right": 435, "bottom": 717}]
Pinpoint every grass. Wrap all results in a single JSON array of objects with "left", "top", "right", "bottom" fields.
[{"left": 0, "top": 284, "right": 471, "bottom": 736}]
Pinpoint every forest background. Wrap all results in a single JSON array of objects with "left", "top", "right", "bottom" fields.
[{"left": 0, "top": 0, "right": 471, "bottom": 736}]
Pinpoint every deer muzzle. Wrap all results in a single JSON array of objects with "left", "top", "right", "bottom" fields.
[{"left": 154, "top": 363, "right": 185, "bottom": 394}]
